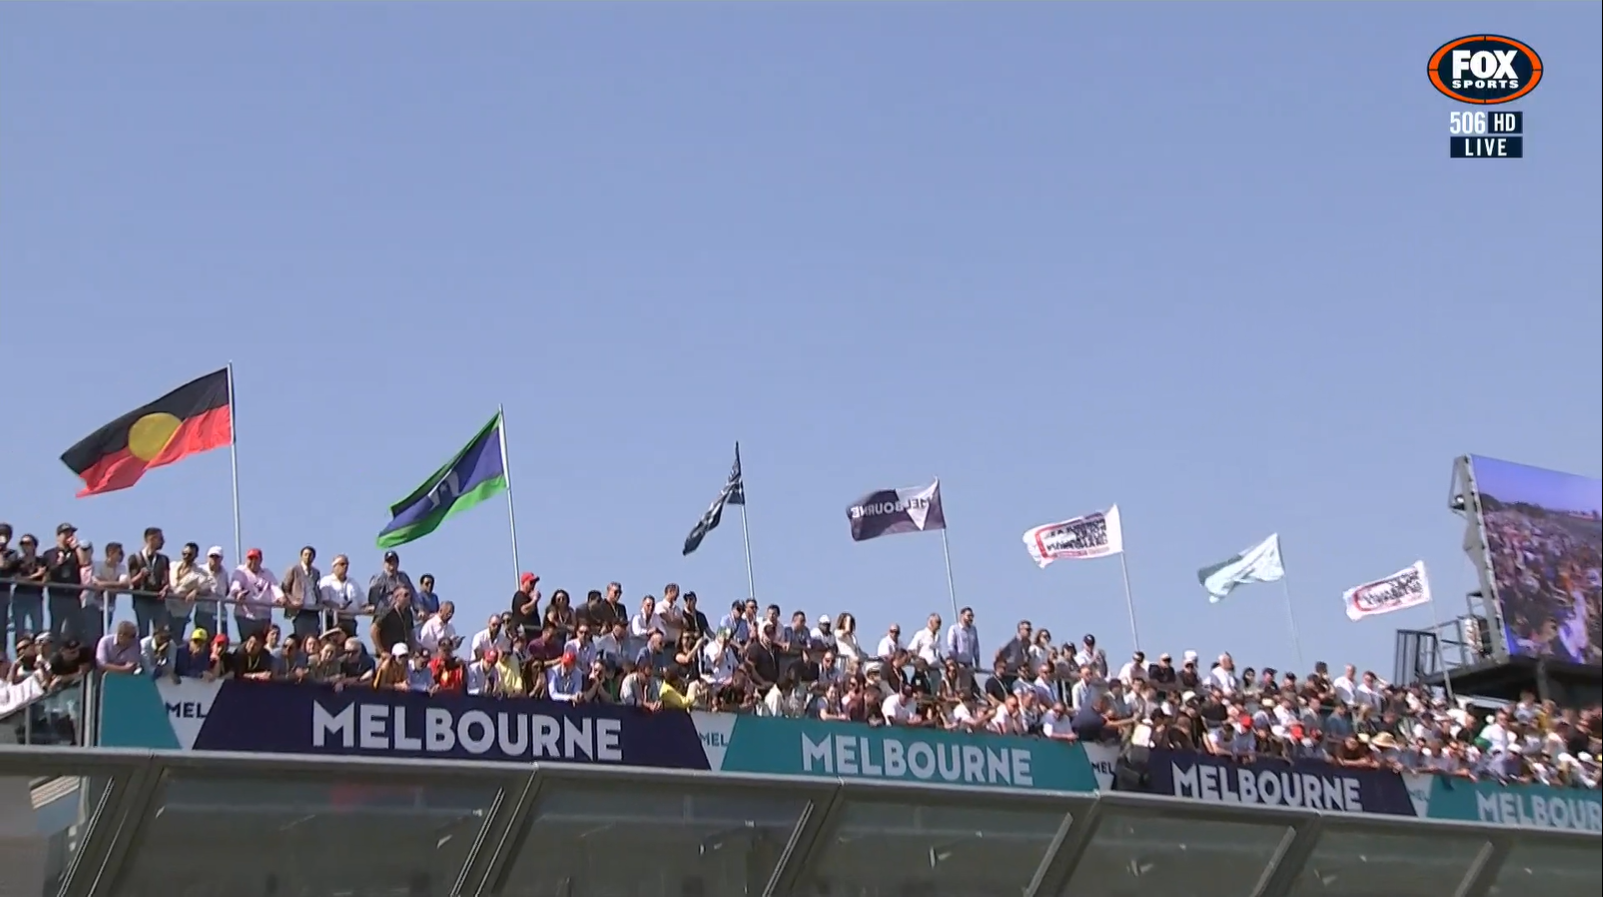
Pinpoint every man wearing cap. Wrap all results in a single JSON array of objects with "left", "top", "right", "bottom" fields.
[
  {"left": 42, "top": 523, "right": 83, "bottom": 640},
  {"left": 174, "top": 628, "right": 214, "bottom": 680},
  {"left": 195, "top": 547, "right": 228, "bottom": 638},
  {"left": 367, "top": 550, "right": 416, "bottom": 610},
  {"left": 228, "top": 548, "right": 282, "bottom": 643}
]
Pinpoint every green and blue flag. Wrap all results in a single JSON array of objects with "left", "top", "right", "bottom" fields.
[{"left": 377, "top": 412, "right": 508, "bottom": 548}]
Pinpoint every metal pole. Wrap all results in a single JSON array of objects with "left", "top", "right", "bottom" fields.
[
  {"left": 1426, "top": 590, "right": 1457, "bottom": 703},
  {"left": 938, "top": 528, "right": 960, "bottom": 622},
  {"left": 225, "top": 362, "right": 243, "bottom": 640},
  {"left": 1280, "top": 577, "right": 1306, "bottom": 670},
  {"left": 1117, "top": 552, "right": 1142, "bottom": 651},
  {"left": 738, "top": 504, "right": 756, "bottom": 600},
  {"left": 496, "top": 406, "right": 522, "bottom": 586}
]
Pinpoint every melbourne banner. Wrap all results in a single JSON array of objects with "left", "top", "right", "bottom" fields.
[
  {"left": 1410, "top": 774, "right": 1602, "bottom": 834},
  {"left": 99, "top": 677, "right": 1098, "bottom": 792},
  {"left": 99, "top": 677, "right": 710, "bottom": 768},
  {"left": 1122, "top": 749, "right": 1419, "bottom": 815}
]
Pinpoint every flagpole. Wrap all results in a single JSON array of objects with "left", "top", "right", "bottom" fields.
[
  {"left": 496, "top": 405, "right": 522, "bottom": 585},
  {"left": 225, "top": 362, "right": 243, "bottom": 637},
  {"left": 738, "top": 505, "right": 757, "bottom": 600},
  {"left": 1117, "top": 553, "right": 1142, "bottom": 651},
  {"left": 938, "top": 528, "right": 960, "bottom": 622},
  {"left": 1278, "top": 578, "right": 1306, "bottom": 668}
]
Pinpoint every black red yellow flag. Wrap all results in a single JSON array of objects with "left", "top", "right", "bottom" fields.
[{"left": 60, "top": 368, "right": 233, "bottom": 497}]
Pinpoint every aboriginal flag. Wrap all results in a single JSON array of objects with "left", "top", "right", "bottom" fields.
[{"left": 60, "top": 368, "right": 233, "bottom": 497}]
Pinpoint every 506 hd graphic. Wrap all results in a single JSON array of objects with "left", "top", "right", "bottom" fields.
[{"left": 1429, "top": 35, "right": 1541, "bottom": 159}]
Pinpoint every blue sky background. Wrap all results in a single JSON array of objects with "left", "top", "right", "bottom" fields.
[{"left": 3, "top": 3, "right": 1599, "bottom": 677}]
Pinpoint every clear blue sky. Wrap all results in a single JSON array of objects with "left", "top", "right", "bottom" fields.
[{"left": 3, "top": 3, "right": 1599, "bottom": 678}]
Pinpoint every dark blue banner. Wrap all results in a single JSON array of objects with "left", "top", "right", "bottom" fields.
[
  {"left": 1122, "top": 749, "right": 1419, "bottom": 817},
  {"left": 190, "top": 681, "right": 711, "bottom": 768}
]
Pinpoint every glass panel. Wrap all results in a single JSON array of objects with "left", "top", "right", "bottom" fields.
[
  {"left": 1060, "top": 810, "right": 1289, "bottom": 897},
  {"left": 0, "top": 772, "right": 113, "bottom": 897},
  {"left": 1489, "top": 840, "right": 1603, "bottom": 897},
  {"left": 797, "top": 799, "right": 1067, "bottom": 897},
  {"left": 500, "top": 780, "right": 809, "bottom": 897},
  {"left": 0, "top": 678, "right": 87, "bottom": 746},
  {"left": 1286, "top": 828, "right": 1487, "bottom": 897},
  {"left": 110, "top": 772, "right": 500, "bottom": 897}
]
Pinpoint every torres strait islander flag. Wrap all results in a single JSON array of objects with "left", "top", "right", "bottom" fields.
[{"left": 59, "top": 368, "right": 233, "bottom": 497}]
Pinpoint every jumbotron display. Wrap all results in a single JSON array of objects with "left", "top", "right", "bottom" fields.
[{"left": 1470, "top": 455, "right": 1603, "bottom": 665}]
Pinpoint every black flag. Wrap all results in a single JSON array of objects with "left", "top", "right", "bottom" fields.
[{"left": 683, "top": 443, "right": 745, "bottom": 556}]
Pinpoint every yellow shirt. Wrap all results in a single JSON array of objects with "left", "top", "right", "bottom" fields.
[
  {"left": 494, "top": 657, "right": 525, "bottom": 695},
  {"left": 659, "top": 682, "right": 694, "bottom": 710}
]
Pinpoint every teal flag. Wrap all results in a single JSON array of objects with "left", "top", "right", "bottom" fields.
[
  {"left": 1198, "top": 533, "right": 1285, "bottom": 603},
  {"left": 376, "top": 413, "right": 508, "bottom": 548}
]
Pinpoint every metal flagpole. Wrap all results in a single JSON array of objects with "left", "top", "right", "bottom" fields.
[
  {"left": 738, "top": 505, "right": 757, "bottom": 600},
  {"left": 225, "top": 362, "right": 243, "bottom": 637},
  {"left": 1279, "top": 577, "right": 1307, "bottom": 670},
  {"left": 938, "top": 528, "right": 960, "bottom": 622},
  {"left": 496, "top": 405, "right": 522, "bottom": 585},
  {"left": 1117, "top": 553, "right": 1142, "bottom": 651}
]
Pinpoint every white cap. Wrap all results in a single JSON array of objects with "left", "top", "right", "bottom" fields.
[
  {"left": 391, "top": 643, "right": 410, "bottom": 658},
  {"left": 1183, "top": 650, "right": 1199, "bottom": 663},
  {"left": 207, "top": 546, "right": 225, "bottom": 557}
]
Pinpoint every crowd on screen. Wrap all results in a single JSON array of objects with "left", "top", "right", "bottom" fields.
[
  {"left": 1482, "top": 506, "right": 1603, "bottom": 665},
  {"left": 2, "top": 520, "right": 1600, "bottom": 788}
]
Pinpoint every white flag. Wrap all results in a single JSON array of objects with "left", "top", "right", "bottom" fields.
[
  {"left": 1344, "top": 561, "right": 1432, "bottom": 621},
  {"left": 1198, "top": 533, "right": 1285, "bottom": 603},
  {"left": 1022, "top": 506, "right": 1124, "bottom": 568}
]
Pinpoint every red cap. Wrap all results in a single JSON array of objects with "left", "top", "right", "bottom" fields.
[
  {"left": 561, "top": 649, "right": 576, "bottom": 665},
  {"left": 484, "top": 649, "right": 500, "bottom": 664},
  {"left": 520, "top": 572, "right": 538, "bottom": 588},
  {"left": 245, "top": 548, "right": 263, "bottom": 560}
]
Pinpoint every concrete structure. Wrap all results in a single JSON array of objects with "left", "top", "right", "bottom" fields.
[{"left": 0, "top": 745, "right": 1597, "bottom": 897}]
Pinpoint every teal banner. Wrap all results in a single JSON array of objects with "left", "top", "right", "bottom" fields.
[
  {"left": 703, "top": 714, "right": 1098, "bottom": 792},
  {"left": 1422, "top": 775, "right": 1601, "bottom": 833}
]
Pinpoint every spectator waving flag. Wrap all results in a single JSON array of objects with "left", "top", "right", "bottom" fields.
[
  {"left": 1198, "top": 533, "right": 1285, "bottom": 603},
  {"left": 377, "top": 412, "right": 509, "bottom": 548},
  {"left": 682, "top": 443, "right": 746, "bottom": 556}
]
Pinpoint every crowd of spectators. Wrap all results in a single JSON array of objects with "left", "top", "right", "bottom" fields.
[
  {"left": 2, "top": 519, "right": 1600, "bottom": 789},
  {"left": 1481, "top": 505, "right": 1603, "bottom": 665}
]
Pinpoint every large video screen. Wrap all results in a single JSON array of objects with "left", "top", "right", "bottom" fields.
[{"left": 1470, "top": 456, "right": 1603, "bottom": 665}]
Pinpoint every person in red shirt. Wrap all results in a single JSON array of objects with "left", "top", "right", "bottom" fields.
[{"left": 430, "top": 637, "right": 466, "bottom": 694}]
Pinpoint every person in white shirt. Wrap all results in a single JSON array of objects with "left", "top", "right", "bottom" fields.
[
  {"left": 189, "top": 547, "right": 227, "bottom": 639},
  {"left": 1117, "top": 651, "right": 1148, "bottom": 687},
  {"left": 874, "top": 625, "right": 903, "bottom": 665},
  {"left": 1041, "top": 702, "right": 1076, "bottom": 740},
  {"left": 1331, "top": 664, "right": 1358, "bottom": 706},
  {"left": 83, "top": 541, "right": 130, "bottom": 643},
  {"left": 228, "top": 548, "right": 282, "bottom": 642},
  {"left": 656, "top": 583, "right": 685, "bottom": 643},
  {"left": 471, "top": 614, "right": 512, "bottom": 659},
  {"left": 700, "top": 629, "right": 740, "bottom": 687},
  {"left": 165, "top": 543, "right": 210, "bottom": 639},
  {"left": 907, "top": 614, "right": 942, "bottom": 666},
  {"left": 629, "top": 596, "right": 665, "bottom": 657},
  {"left": 1207, "top": 653, "right": 1239, "bottom": 695},
  {"left": 881, "top": 682, "right": 920, "bottom": 725},
  {"left": 317, "top": 555, "right": 365, "bottom": 638},
  {"left": 418, "top": 601, "right": 458, "bottom": 654},
  {"left": 1353, "top": 671, "right": 1387, "bottom": 711},
  {"left": 810, "top": 615, "right": 836, "bottom": 651}
]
